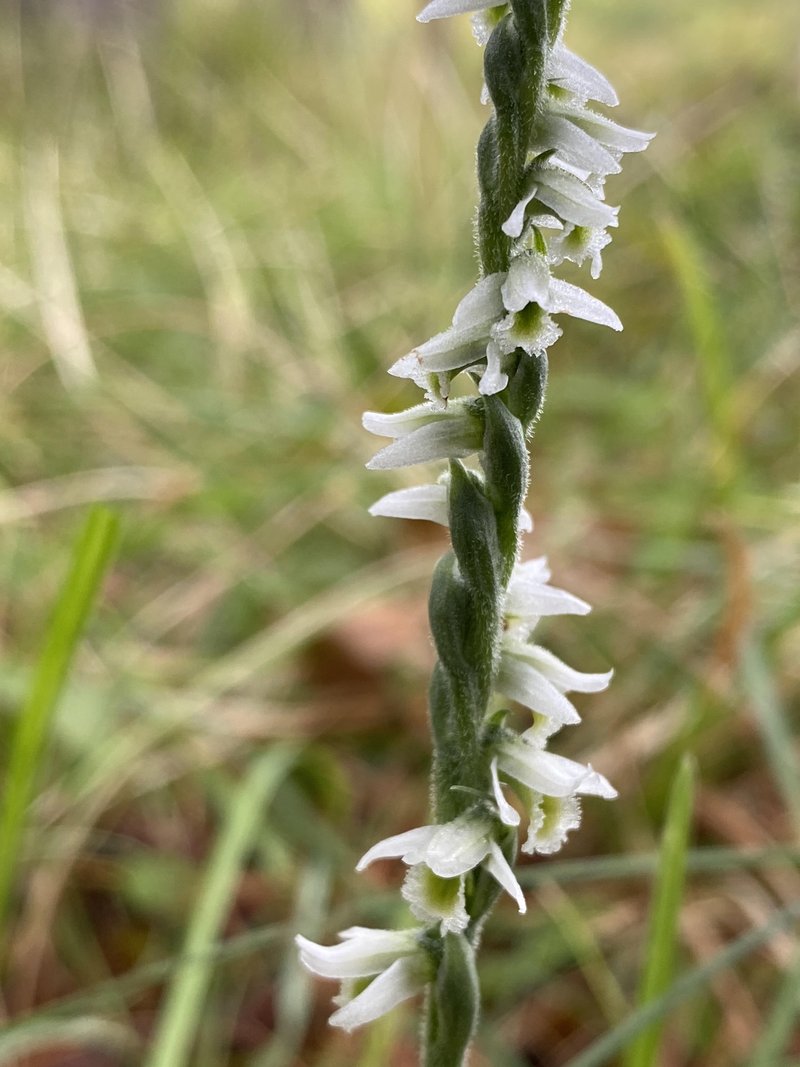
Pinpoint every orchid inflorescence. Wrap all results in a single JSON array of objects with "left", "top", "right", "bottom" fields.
[{"left": 297, "top": 0, "right": 651, "bottom": 1061}]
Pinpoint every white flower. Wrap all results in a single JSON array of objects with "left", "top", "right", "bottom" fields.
[
  {"left": 389, "top": 258, "right": 621, "bottom": 403},
  {"left": 296, "top": 927, "right": 429, "bottom": 1032},
  {"left": 497, "top": 630, "right": 611, "bottom": 728},
  {"left": 388, "top": 274, "right": 511, "bottom": 400},
  {"left": 363, "top": 400, "right": 483, "bottom": 470},
  {"left": 546, "top": 44, "right": 619, "bottom": 108},
  {"left": 548, "top": 224, "right": 613, "bottom": 280},
  {"left": 357, "top": 813, "right": 526, "bottom": 931},
  {"left": 417, "top": 0, "right": 506, "bottom": 23},
  {"left": 497, "top": 255, "right": 623, "bottom": 352},
  {"left": 492, "top": 729, "right": 617, "bottom": 854},
  {"left": 369, "top": 474, "right": 532, "bottom": 532},
  {"left": 505, "top": 557, "right": 592, "bottom": 635},
  {"left": 503, "top": 165, "right": 618, "bottom": 241}
]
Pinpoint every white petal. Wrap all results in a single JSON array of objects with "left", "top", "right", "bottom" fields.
[
  {"left": 329, "top": 956, "right": 425, "bottom": 1031},
  {"left": 513, "top": 556, "right": 552, "bottom": 583},
  {"left": 417, "top": 0, "right": 505, "bottom": 22},
  {"left": 295, "top": 929, "right": 415, "bottom": 979},
  {"left": 498, "top": 745, "right": 588, "bottom": 797},
  {"left": 501, "top": 252, "right": 551, "bottom": 313},
  {"left": 367, "top": 416, "right": 482, "bottom": 470},
  {"left": 485, "top": 841, "right": 527, "bottom": 913},
  {"left": 561, "top": 106, "right": 654, "bottom": 153},
  {"left": 478, "top": 339, "right": 508, "bottom": 395},
  {"left": 537, "top": 114, "right": 622, "bottom": 176},
  {"left": 424, "top": 816, "right": 491, "bottom": 878},
  {"left": 508, "top": 641, "right": 613, "bottom": 693},
  {"left": 505, "top": 581, "right": 591, "bottom": 619},
  {"left": 499, "top": 743, "right": 615, "bottom": 799},
  {"left": 535, "top": 167, "right": 619, "bottom": 229},
  {"left": 518, "top": 507, "right": 533, "bottom": 534},
  {"left": 502, "top": 185, "right": 538, "bottom": 239},
  {"left": 497, "top": 652, "right": 582, "bottom": 725},
  {"left": 356, "top": 826, "right": 438, "bottom": 871},
  {"left": 452, "top": 273, "right": 506, "bottom": 328},
  {"left": 491, "top": 757, "right": 520, "bottom": 826},
  {"left": 577, "top": 764, "right": 617, "bottom": 799},
  {"left": 545, "top": 278, "right": 622, "bottom": 330},
  {"left": 363, "top": 403, "right": 442, "bottom": 439},
  {"left": 547, "top": 45, "right": 619, "bottom": 107},
  {"left": 369, "top": 484, "right": 449, "bottom": 526}
]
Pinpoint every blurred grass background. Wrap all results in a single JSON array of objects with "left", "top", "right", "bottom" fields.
[{"left": 0, "top": 0, "right": 798, "bottom": 1063}]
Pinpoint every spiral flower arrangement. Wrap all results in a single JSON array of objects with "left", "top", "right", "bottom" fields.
[{"left": 297, "top": 1, "right": 652, "bottom": 1061}]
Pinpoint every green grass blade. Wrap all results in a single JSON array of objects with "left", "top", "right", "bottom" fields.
[
  {"left": 740, "top": 635, "right": 800, "bottom": 838},
  {"left": 145, "top": 745, "right": 299, "bottom": 1067},
  {"left": 0, "top": 1017, "right": 138, "bottom": 1065},
  {"left": 749, "top": 950, "right": 800, "bottom": 1067},
  {"left": 564, "top": 902, "right": 800, "bottom": 1067},
  {"left": 622, "top": 754, "right": 695, "bottom": 1067},
  {"left": 0, "top": 505, "right": 119, "bottom": 937},
  {"left": 660, "top": 217, "right": 738, "bottom": 492}
]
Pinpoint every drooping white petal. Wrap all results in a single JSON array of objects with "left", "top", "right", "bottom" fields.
[
  {"left": 545, "top": 278, "right": 623, "bottom": 330},
  {"left": 502, "top": 185, "right": 538, "bottom": 239},
  {"left": 501, "top": 252, "right": 551, "bottom": 313},
  {"left": 329, "top": 956, "right": 426, "bottom": 1032},
  {"left": 505, "top": 639, "right": 613, "bottom": 693},
  {"left": 478, "top": 339, "right": 509, "bottom": 395},
  {"left": 417, "top": 0, "right": 505, "bottom": 22},
  {"left": 366, "top": 416, "right": 483, "bottom": 470},
  {"left": 518, "top": 507, "right": 534, "bottom": 534},
  {"left": 497, "top": 650, "right": 582, "bottom": 725},
  {"left": 295, "top": 928, "right": 417, "bottom": 980},
  {"left": 485, "top": 840, "right": 527, "bottom": 913},
  {"left": 491, "top": 757, "right": 520, "bottom": 826},
  {"left": 522, "top": 794, "right": 582, "bottom": 855},
  {"left": 390, "top": 330, "right": 488, "bottom": 378},
  {"left": 538, "top": 114, "right": 622, "bottom": 176},
  {"left": 356, "top": 826, "right": 438, "bottom": 871},
  {"left": 369, "top": 484, "right": 449, "bottom": 525},
  {"left": 547, "top": 45, "right": 619, "bottom": 107},
  {"left": 401, "top": 865, "right": 469, "bottom": 933}
]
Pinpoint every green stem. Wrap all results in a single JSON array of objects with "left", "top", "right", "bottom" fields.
[{"left": 422, "top": 3, "right": 563, "bottom": 1064}]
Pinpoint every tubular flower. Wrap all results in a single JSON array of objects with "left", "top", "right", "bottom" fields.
[{"left": 296, "top": 927, "right": 430, "bottom": 1032}]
